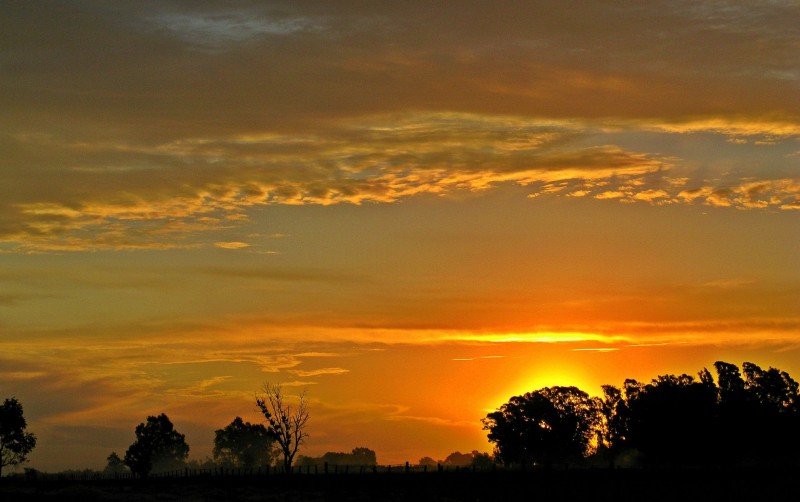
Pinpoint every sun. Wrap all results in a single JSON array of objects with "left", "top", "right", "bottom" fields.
[{"left": 484, "top": 361, "right": 594, "bottom": 412}]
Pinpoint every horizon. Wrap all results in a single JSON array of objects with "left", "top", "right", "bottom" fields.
[
  {"left": 7, "top": 355, "right": 799, "bottom": 473},
  {"left": 2, "top": 1, "right": 799, "bottom": 473}
]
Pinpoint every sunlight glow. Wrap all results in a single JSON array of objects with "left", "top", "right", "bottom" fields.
[{"left": 437, "top": 332, "right": 629, "bottom": 344}]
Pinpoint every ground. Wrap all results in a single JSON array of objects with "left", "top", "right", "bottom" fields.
[{"left": 0, "top": 469, "right": 795, "bottom": 501}]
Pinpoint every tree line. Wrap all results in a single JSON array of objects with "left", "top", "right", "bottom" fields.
[
  {"left": 113, "top": 383, "right": 310, "bottom": 477},
  {"left": 483, "top": 360, "right": 800, "bottom": 468},
  {"left": 1, "top": 384, "right": 311, "bottom": 478},
  {"left": 3, "top": 360, "right": 799, "bottom": 477}
]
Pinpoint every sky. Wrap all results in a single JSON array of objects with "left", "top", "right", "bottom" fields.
[{"left": 1, "top": 1, "right": 799, "bottom": 471}]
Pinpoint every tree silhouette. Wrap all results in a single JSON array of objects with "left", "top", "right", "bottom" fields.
[
  {"left": 739, "top": 362, "right": 800, "bottom": 466},
  {"left": 213, "top": 417, "right": 275, "bottom": 469},
  {"left": 104, "top": 451, "right": 128, "bottom": 474},
  {"left": 124, "top": 414, "right": 189, "bottom": 478},
  {"left": 418, "top": 456, "right": 437, "bottom": 467},
  {"left": 617, "top": 373, "right": 718, "bottom": 467},
  {"left": 471, "top": 451, "right": 494, "bottom": 469},
  {"left": 711, "top": 361, "right": 753, "bottom": 465},
  {"left": 349, "top": 447, "right": 377, "bottom": 466},
  {"left": 297, "top": 447, "right": 378, "bottom": 467},
  {"left": 0, "top": 397, "right": 37, "bottom": 477},
  {"left": 442, "top": 451, "right": 473, "bottom": 467},
  {"left": 596, "top": 361, "right": 800, "bottom": 468},
  {"left": 743, "top": 362, "right": 798, "bottom": 412},
  {"left": 483, "top": 386, "right": 602, "bottom": 467},
  {"left": 256, "top": 384, "right": 309, "bottom": 473}
]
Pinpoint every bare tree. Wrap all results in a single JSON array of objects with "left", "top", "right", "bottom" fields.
[{"left": 256, "top": 384, "right": 309, "bottom": 473}]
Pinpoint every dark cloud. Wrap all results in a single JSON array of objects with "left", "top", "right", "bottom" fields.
[{"left": 3, "top": 1, "right": 798, "bottom": 135}]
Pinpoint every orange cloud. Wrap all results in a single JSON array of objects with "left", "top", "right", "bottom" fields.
[
  {"left": 213, "top": 241, "right": 250, "bottom": 249},
  {"left": 4, "top": 107, "right": 800, "bottom": 253}
]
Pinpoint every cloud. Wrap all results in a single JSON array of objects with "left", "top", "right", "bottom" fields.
[
  {"left": 0, "top": 293, "right": 30, "bottom": 306},
  {"left": 677, "top": 179, "right": 800, "bottom": 210},
  {"left": 595, "top": 191, "right": 626, "bottom": 200},
  {"left": 279, "top": 380, "right": 318, "bottom": 387},
  {"left": 1, "top": 1, "right": 798, "bottom": 255},
  {"left": 649, "top": 118, "right": 800, "bottom": 142},
  {"left": 632, "top": 189, "right": 670, "bottom": 202},
  {"left": 384, "top": 414, "right": 475, "bottom": 428},
  {"left": 452, "top": 355, "right": 505, "bottom": 362},
  {"left": 1, "top": 114, "right": 676, "bottom": 251},
  {"left": 0, "top": 370, "right": 49, "bottom": 380},
  {"left": 196, "top": 265, "right": 363, "bottom": 283},
  {"left": 213, "top": 241, "right": 250, "bottom": 249},
  {"left": 290, "top": 367, "right": 350, "bottom": 377},
  {"left": 147, "top": 9, "right": 321, "bottom": 48}
]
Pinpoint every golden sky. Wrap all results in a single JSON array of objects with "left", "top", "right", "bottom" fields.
[{"left": 1, "top": 1, "right": 799, "bottom": 471}]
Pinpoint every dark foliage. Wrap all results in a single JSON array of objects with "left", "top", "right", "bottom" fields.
[
  {"left": 483, "top": 386, "right": 602, "bottom": 467},
  {"left": 103, "top": 451, "right": 128, "bottom": 474},
  {"left": 442, "top": 451, "right": 473, "bottom": 467},
  {"left": 487, "top": 361, "right": 800, "bottom": 468},
  {"left": 0, "top": 397, "right": 37, "bottom": 477},
  {"left": 213, "top": 417, "right": 275, "bottom": 469},
  {"left": 124, "top": 414, "right": 189, "bottom": 478},
  {"left": 607, "top": 373, "right": 718, "bottom": 466},
  {"left": 601, "top": 361, "right": 800, "bottom": 467},
  {"left": 297, "top": 447, "right": 378, "bottom": 467},
  {"left": 416, "top": 451, "right": 494, "bottom": 469}
]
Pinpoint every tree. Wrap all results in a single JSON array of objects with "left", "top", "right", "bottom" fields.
[
  {"left": 617, "top": 373, "right": 718, "bottom": 467},
  {"left": 124, "top": 414, "right": 189, "bottom": 478},
  {"left": 597, "top": 361, "right": 800, "bottom": 468},
  {"left": 740, "top": 362, "right": 800, "bottom": 465},
  {"left": 483, "top": 386, "right": 602, "bottom": 467},
  {"left": 471, "top": 451, "right": 494, "bottom": 469},
  {"left": 418, "top": 456, "right": 437, "bottom": 467},
  {"left": 297, "top": 447, "right": 378, "bottom": 468},
  {"left": 715, "top": 361, "right": 746, "bottom": 405},
  {"left": 743, "top": 362, "right": 799, "bottom": 412},
  {"left": 104, "top": 451, "right": 128, "bottom": 474},
  {"left": 256, "top": 384, "right": 309, "bottom": 473},
  {"left": 213, "top": 417, "right": 275, "bottom": 469},
  {"left": 349, "top": 447, "right": 377, "bottom": 466},
  {"left": 0, "top": 398, "right": 37, "bottom": 477},
  {"left": 442, "top": 451, "right": 473, "bottom": 467}
]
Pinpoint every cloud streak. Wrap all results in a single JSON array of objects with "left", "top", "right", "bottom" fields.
[
  {"left": 2, "top": 1, "right": 799, "bottom": 252},
  {"left": 4, "top": 112, "right": 798, "bottom": 252}
]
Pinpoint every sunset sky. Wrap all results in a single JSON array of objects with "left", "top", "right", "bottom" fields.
[{"left": 1, "top": 1, "right": 799, "bottom": 472}]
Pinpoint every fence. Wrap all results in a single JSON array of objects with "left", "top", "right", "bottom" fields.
[{"left": 13, "top": 462, "right": 500, "bottom": 482}]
